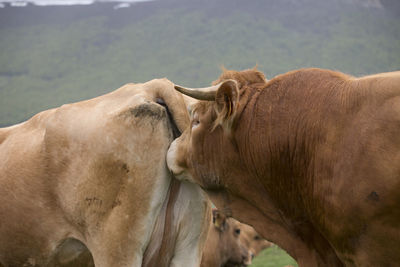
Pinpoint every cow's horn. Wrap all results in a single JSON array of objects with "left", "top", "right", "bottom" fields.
[{"left": 174, "top": 83, "right": 221, "bottom": 101}]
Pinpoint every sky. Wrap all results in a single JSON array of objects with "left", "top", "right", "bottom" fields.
[{"left": 0, "top": 0, "right": 152, "bottom": 7}]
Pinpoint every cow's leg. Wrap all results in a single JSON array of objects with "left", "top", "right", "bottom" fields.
[
  {"left": 87, "top": 224, "right": 145, "bottom": 267},
  {"left": 83, "top": 173, "right": 172, "bottom": 267},
  {"left": 90, "top": 249, "right": 143, "bottom": 267},
  {"left": 86, "top": 204, "right": 164, "bottom": 267}
]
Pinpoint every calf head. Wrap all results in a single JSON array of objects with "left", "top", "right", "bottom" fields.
[
  {"left": 239, "top": 223, "right": 272, "bottom": 262},
  {"left": 223, "top": 220, "right": 272, "bottom": 267},
  {"left": 211, "top": 210, "right": 249, "bottom": 266}
]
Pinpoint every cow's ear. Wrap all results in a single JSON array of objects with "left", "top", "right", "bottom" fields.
[
  {"left": 212, "top": 209, "right": 227, "bottom": 232},
  {"left": 214, "top": 80, "right": 239, "bottom": 129}
]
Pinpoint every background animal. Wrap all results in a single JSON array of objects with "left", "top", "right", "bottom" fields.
[
  {"left": 167, "top": 67, "right": 400, "bottom": 266},
  {"left": 236, "top": 222, "right": 273, "bottom": 265},
  {"left": 0, "top": 78, "right": 211, "bottom": 267},
  {"left": 218, "top": 210, "right": 273, "bottom": 267},
  {"left": 201, "top": 209, "right": 249, "bottom": 267}
]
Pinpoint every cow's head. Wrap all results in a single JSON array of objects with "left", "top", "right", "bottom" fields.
[{"left": 167, "top": 68, "right": 267, "bottom": 189}]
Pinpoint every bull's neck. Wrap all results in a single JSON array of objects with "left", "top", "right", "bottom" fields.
[
  {"left": 232, "top": 80, "right": 357, "bottom": 266},
  {"left": 235, "top": 79, "right": 356, "bottom": 217}
]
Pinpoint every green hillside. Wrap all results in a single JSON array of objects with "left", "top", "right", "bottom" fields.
[{"left": 1, "top": 0, "right": 400, "bottom": 126}]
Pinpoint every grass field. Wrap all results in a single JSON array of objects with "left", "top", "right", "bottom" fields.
[{"left": 250, "top": 245, "right": 298, "bottom": 267}]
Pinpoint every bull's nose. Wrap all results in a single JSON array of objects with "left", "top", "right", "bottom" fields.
[{"left": 167, "top": 139, "right": 182, "bottom": 175}]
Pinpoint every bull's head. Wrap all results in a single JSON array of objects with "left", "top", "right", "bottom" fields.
[
  {"left": 167, "top": 67, "right": 267, "bottom": 190},
  {"left": 166, "top": 78, "right": 241, "bottom": 188}
]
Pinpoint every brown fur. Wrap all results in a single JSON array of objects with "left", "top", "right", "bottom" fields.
[
  {"left": 0, "top": 78, "right": 211, "bottom": 267},
  {"left": 168, "top": 68, "right": 400, "bottom": 266},
  {"left": 213, "top": 66, "right": 267, "bottom": 87}
]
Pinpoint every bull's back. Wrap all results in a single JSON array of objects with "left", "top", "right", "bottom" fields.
[{"left": 318, "top": 73, "right": 400, "bottom": 265}]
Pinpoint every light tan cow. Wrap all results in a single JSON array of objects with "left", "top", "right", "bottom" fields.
[{"left": 0, "top": 78, "right": 211, "bottom": 267}]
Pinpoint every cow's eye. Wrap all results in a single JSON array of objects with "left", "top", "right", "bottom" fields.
[
  {"left": 254, "top": 235, "right": 260, "bottom": 240},
  {"left": 234, "top": 228, "right": 241, "bottom": 235}
]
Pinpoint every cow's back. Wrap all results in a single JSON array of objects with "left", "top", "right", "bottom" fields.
[
  {"left": 0, "top": 112, "right": 71, "bottom": 266},
  {"left": 317, "top": 72, "right": 400, "bottom": 265}
]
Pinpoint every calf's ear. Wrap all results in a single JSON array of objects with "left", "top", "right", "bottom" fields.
[{"left": 212, "top": 209, "right": 227, "bottom": 232}]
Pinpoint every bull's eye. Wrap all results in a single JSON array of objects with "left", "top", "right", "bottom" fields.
[
  {"left": 192, "top": 119, "right": 200, "bottom": 127},
  {"left": 254, "top": 235, "right": 260, "bottom": 240},
  {"left": 191, "top": 113, "right": 200, "bottom": 128},
  {"left": 234, "top": 228, "right": 241, "bottom": 235}
]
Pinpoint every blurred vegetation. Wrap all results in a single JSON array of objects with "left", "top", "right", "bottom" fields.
[
  {"left": 250, "top": 245, "right": 298, "bottom": 267},
  {"left": 0, "top": 0, "right": 400, "bottom": 126}
]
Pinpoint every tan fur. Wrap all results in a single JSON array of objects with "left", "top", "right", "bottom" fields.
[
  {"left": 238, "top": 223, "right": 272, "bottom": 262},
  {"left": 168, "top": 68, "right": 400, "bottom": 266},
  {"left": 0, "top": 78, "right": 210, "bottom": 267},
  {"left": 201, "top": 209, "right": 271, "bottom": 267},
  {"left": 201, "top": 211, "right": 248, "bottom": 267}
]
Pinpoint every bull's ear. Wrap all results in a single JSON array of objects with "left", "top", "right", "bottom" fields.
[
  {"left": 212, "top": 209, "right": 227, "bottom": 232},
  {"left": 215, "top": 80, "right": 239, "bottom": 126}
]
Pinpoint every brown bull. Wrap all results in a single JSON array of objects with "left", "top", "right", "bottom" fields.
[
  {"left": 0, "top": 78, "right": 211, "bottom": 267},
  {"left": 167, "top": 67, "right": 400, "bottom": 266}
]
